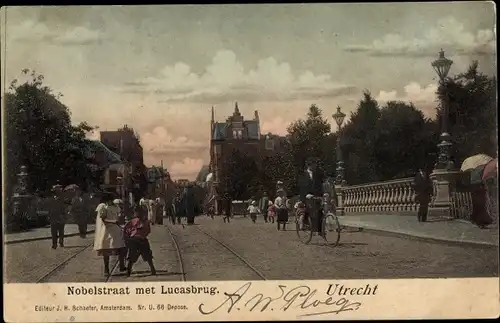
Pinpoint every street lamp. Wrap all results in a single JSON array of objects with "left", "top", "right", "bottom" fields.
[
  {"left": 432, "top": 49, "right": 454, "bottom": 170},
  {"left": 332, "top": 106, "right": 346, "bottom": 185}
]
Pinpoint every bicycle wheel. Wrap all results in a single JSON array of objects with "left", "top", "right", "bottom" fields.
[
  {"left": 296, "top": 216, "right": 313, "bottom": 244},
  {"left": 322, "top": 214, "right": 341, "bottom": 246}
]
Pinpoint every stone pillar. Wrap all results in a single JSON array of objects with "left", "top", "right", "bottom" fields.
[
  {"left": 429, "top": 169, "right": 459, "bottom": 218},
  {"left": 335, "top": 183, "right": 345, "bottom": 216}
]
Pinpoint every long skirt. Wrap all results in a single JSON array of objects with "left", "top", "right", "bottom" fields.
[
  {"left": 126, "top": 237, "right": 153, "bottom": 263},
  {"left": 277, "top": 208, "right": 288, "bottom": 223}
]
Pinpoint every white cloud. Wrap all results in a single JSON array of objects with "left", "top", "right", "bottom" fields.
[
  {"left": 141, "top": 126, "right": 207, "bottom": 155},
  {"left": 376, "top": 82, "right": 438, "bottom": 118},
  {"left": 122, "top": 49, "right": 357, "bottom": 103},
  {"left": 169, "top": 158, "right": 204, "bottom": 180},
  {"left": 344, "top": 16, "right": 496, "bottom": 57},
  {"left": 9, "top": 20, "right": 103, "bottom": 46},
  {"left": 261, "top": 116, "right": 290, "bottom": 136}
]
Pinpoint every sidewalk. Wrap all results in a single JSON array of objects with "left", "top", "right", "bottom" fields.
[
  {"left": 340, "top": 214, "right": 499, "bottom": 247},
  {"left": 4, "top": 224, "right": 96, "bottom": 244}
]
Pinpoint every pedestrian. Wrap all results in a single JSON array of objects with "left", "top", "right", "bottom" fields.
[
  {"left": 259, "top": 192, "right": 270, "bottom": 223},
  {"left": 180, "top": 185, "right": 197, "bottom": 225},
  {"left": 69, "top": 189, "right": 90, "bottom": 239},
  {"left": 155, "top": 197, "right": 164, "bottom": 225},
  {"left": 47, "top": 184, "right": 68, "bottom": 249},
  {"left": 124, "top": 205, "right": 157, "bottom": 277},
  {"left": 470, "top": 183, "right": 493, "bottom": 228},
  {"left": 413, "top": 169, "right": 433, "bottom": 222},
  {"left": 296, "top": 201, "right": 307, "bottom": 230},
  {"left": 275, "top": 189, "right": 289, "bottom": 231},
  {"left": 247, "top": 201, "right": 261, "bottom": 224},
  {"left": 223, "top": 193, "right": 232, "bottom": 223},
  {"left": 94, "top": 193, "right": 127, "bottom": 276},
  {"left": 267, "top": 201, "right": 276, "bottom": 224},
  {"left": 147, "top": 198, "right": 157, "bottom": 225}
]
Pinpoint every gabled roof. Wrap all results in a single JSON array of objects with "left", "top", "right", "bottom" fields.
[
  {"left": 84, "top": 140, "right": 123, "bottom": 164},
  {"left": 212, "top": 121, "right": 261, "bottom": 140}
]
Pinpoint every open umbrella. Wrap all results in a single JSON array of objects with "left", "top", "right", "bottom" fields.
[
  {"left": 460, "top": 154, "right": 493, "bottom": 172},
  {"left": 64, "top": 184, "right": 80, "bottom": 191},
  {"left": 482, "top": 158, "right": 498, "bottom": 181}
]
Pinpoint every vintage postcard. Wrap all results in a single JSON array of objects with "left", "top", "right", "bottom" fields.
[{"left": 2, "top": 3, "right": 499, "bottom": 322}]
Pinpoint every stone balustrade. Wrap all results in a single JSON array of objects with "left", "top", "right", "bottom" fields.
[{"left": 342, "top": 178, "right": 418, "bottom": 214}]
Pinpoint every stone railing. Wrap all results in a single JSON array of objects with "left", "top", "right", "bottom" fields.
[{"left": 342, "top": 178, "right": 418, "bottom": 214}]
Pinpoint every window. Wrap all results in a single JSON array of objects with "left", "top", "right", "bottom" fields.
[
  {"left": 233, "top": 129, "right": 243, "bottom": 139},
  {"left": 233, "top": 130, "right": 237, "bottom": 138},
  {"left": 109, "top": 170, "right": 118, "bottom": 185},
  {"left": 265, "top": 136, "right": 274, "bottom": 150},
  {"left": 237, "top": 130, "right": 243, "bottom": 139}
]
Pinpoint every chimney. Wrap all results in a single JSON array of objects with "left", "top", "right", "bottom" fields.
[{"left": 254, "top": 110, "right": 259, "bottom": 121}]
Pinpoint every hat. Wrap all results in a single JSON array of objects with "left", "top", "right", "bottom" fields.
[
  {"left": 268, "top": 201, "right": 273, "bottom": 206},
  {"left": 113, "top": 199, "right": 123, "bottom": 205},
  {"left": 276, "top": 181, "right": 283, "bottom": 185},
  {"left": 251, "top": 200, "right": 257, "bottom": 205}
]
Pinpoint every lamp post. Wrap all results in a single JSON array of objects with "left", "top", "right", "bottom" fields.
[
  {"left": 332, "top": 106, "right": 346, "bottom": 215},
  {"left": 431, "top": 49, "right": 454, "bottom": 170},
  {"left": 332, "top": 106, "right": 347, "bottom": 185},
  {"left": 429, "top": 49, "right": 457, "bottom": 219}
]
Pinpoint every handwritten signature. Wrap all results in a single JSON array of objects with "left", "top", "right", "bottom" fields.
[{"left": 198, "top": 282, "right": 362, "bottom": 317}]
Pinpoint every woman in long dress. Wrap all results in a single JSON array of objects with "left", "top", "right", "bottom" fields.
[{"left": 94, "top": 193, "right": 127, "bottom": 276}]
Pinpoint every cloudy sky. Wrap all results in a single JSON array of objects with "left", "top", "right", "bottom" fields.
[{"left": 1, "top": 3, "right": 496, "bottom": 180}]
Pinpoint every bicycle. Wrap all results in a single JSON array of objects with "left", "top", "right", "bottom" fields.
[{"left": 295, "top": 196, "right": 341, "bottom": 246}]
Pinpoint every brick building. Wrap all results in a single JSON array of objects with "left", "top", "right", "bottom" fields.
[
  {"left": 100, "top": 125, "right": 147, "bottom": 199},
  {"left": 209, "top": 103, "right": 286, "bottom": 212}
]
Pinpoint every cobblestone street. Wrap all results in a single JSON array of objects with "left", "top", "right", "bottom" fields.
[{"left": 4, "top": 215, "right": 498, "bottom": 283}]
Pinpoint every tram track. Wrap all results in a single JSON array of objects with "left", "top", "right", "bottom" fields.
[
  {"left": 193, "top": 226, "right": 267, "bottom": 281},
  {"left": 36, "top": 242, "right": 94, "bottom": 283}
]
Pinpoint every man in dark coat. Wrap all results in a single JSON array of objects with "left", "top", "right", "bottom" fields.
[
  {"left": 222, "top": 193, "right": 232, "bottom": 223},
  {"left": 180, "top": 185, "right": 197, "bottom": 225},
  {"left": 47, "top": 185, "right": 68, "bottom": 249},
  {"left": 259, "top": 192, "right": 270, "bottom": 223},
  {"left": 298, "top": 158, "right": 325, "bottom": 234},
  {"left": 413, "top": 169, "right": 433, "bottom": 222}
]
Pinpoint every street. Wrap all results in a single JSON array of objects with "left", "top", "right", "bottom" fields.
[{"left": 4, "top": 215, "right": 498, "bottom": 283}]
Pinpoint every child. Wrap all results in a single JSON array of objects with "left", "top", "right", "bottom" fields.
[
  {"left": 247, "top": 201, "right": 261, "bottom": 224},
  {"left": 267, "top": 201, "right": 276, "bottom": 224},
  {"left": 322, "top": 193, "right": 336, "bottom": 216},
  {"left": 296, "top": 201, "right": 307, "bottom": 230},
  {"left": 124, "top": 205, "right": 157, "bottom": 277}
]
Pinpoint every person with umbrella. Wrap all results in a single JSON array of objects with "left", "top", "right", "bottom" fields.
[{"left": 47, "top": 184, "right": 68, "bottom": 249}]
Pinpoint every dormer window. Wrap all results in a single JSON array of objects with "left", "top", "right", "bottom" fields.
[
  {"left": 237, "top": 130, "right": 243, "bottom": 139},
  {"left": 233, "top": 130, "right": 237, "bottom": 138},
  {"left": 233, "top": 129, "right": 243, "bottom": 139},
  {"left": 265, "top": 135, "right": 274, "bottom": 150}
]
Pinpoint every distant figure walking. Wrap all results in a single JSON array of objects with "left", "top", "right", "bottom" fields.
[
  {"left": 247, "top": 201, "right": 261, "bottom": 224},
  {"left": 223, "top": 193, "right": 232, "bottom": 223},
  {"left": 267, "top": 201, "right": 276, "bottom": 224},
  {"left": 259, "top": 192, "right": 270, "bottom": 223},
  {"left": 94, "top": 193, "right": 127, "bottom": 276},
  {"left": 275, "top": 189, "right": 289, "bottom": 231},
  {"left": 470, "top": 183, "right": 493, "bottom": 228},
  {"left": 47, "top": 185, "right": 68, "bottom": 249},
  {"left": 69, "top": 189, "right": 90, "bottom": 238},
  {"left": 413, "top": 169, "right": 433, "bottom": 222}
]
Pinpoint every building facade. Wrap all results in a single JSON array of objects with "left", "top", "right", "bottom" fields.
[
  {"left": 100, "top": 125, "right": 148, "bottom": 199},
  {"left": 209, "top": 102, "right": 286, "bottom": 213}
]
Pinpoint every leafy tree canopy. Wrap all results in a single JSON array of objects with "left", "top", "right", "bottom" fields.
[{"left": 5, "top": 69, "right": 96, "bottom": 194}]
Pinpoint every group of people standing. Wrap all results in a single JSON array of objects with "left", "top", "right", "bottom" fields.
[{"left": 46, "top": 185, "right": 99, "bottom": 249}]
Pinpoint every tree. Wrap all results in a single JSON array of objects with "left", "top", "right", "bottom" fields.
[
  {"left": 373, "top": 101, "right": 437, "bottom": 179},
  {"left": 340, "top": 91, "right": 381, "bottom": 184},
  {"left": 219, "top": 149, "right": 260, "bottom": 200},
  {"left": 286, "top": 104, "right": 331, "bottom": 188},
  {"left": 260, "top": 148, "right": 297, "bottom": 197},
  {"left": 5, "top": 69, "right": 95, "bottom": 195},
  {"left": 436, "top": 61, "right": 497, "bottom": 164}
]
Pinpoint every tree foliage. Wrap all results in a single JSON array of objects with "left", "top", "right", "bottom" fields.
[
  {"left": 436, "top": 61, "right": 497, "bottom": 164},
  {"left": 219, "top": 149, "right": 260, "bottom": 200},
  {"left": 5, "top": 69, "right": 96, "bottom": 195}
]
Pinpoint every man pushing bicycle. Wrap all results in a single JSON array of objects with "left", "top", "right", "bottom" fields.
[{"left": 298, "top": 158, "right": 325, "bottom": 236}]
